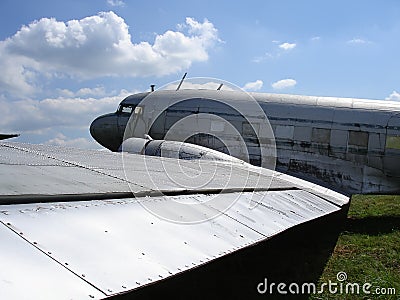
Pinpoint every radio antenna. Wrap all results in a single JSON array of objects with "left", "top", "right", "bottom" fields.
[
  {"left": 217, "top": 83, "right": 223, "bottom": 90},
  {"left": 176, "top": 72, "right": 187, "bottom": 91}
]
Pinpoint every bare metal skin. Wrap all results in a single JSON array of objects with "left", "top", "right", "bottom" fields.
[{"left": 90, "top": 90, "right": 400, "bottom": 195}]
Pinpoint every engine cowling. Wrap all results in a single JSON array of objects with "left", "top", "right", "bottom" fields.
[{"left": 119, "top": 137, "right": 246, "bottom": 165}]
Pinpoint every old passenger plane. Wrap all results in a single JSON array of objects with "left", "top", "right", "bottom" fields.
[{"left": 90, "top": 86, "right": 400, "bottom": 195}]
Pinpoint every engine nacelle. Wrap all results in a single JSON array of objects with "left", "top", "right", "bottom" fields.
[{"left": 119, "top": 137, "right": 246, "bottom": 164}]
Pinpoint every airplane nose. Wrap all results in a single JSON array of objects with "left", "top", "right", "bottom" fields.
[{"left": 90, "top": 113, "right": 122, "bottom": 151}]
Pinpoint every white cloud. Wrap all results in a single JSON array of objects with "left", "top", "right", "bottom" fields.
[
  {"left": 242, "top": 80, "right": 263, "bottom": 91},
  {"left": 252, "top": 41, "right": 297, "bottom": 63},
  {"left": 386, "top": 91, "right": 400, "bottom": 101},
  {"left": 46, "top": 133, "right": 98, "bottom": 149},
  {"left": 57, "top": 86, "right": 107, "bottom": 97},
  {"left": 0, "top": 89, "right": 131, "bottom": 133},
  {"left": 252, "top": 52, "right": 273, "bottom": 63},
  {"left": 0, "top": 12, "right": 219, "bottom": 96},
  {"left": 311, "top": 36, "right": 321, "bottom": 41},
  {"left": 0, "top": 44, "right": 38, "bottom": 96},
  {"left": 271, "top": 79, "right": 297, "bottom": 90},
  {"left": 279, "top": 42, "right": 296, "bottom": 51},
  {"left": 107, "top": 0, "right": 125, "bottom": 7},
  {"left": 76, "top": 87, "right": 107, "bottom": 97},
  {"left": 347, "top": 38, "right": 370, "bottom": 45}
]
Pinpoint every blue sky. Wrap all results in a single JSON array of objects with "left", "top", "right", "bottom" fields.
[{"left": 1, "top": 0, "right": 400, "bottom": 148}]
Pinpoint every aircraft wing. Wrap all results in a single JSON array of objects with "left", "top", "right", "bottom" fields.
[
  {"left": 0, "top": 142, "right": 349, "bottom": 299},
  {"left": 0, "top": 133, "right": 19, "bottom": 140}
]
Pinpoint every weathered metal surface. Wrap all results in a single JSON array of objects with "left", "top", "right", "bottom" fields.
[
  {"left": 91, "top": 89, "right": 400, "bottom": 195},
  {"left": 0, "top": 142, "right": 348, "bottom": 207},
  {"left": 0, "top": 222, "right": 105, "bottom": 299},
  {"left": 0, "top": 142, "right": 291, "bottom": 199},
  {"left": 0, "top": 190, "right": 342, "bottom": 298},
  {"left": 0, "top": 142, "right": 349, "bottom": 299}
]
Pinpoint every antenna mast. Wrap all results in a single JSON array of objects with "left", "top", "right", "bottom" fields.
[{"left": 176, "top": 72, "right": 187, "bottom": 91}]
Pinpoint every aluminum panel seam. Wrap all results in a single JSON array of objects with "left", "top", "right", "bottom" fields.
[
  {"left": 0, "top": 220, "right": 107, "bottom": 296},
  {"left": 0, "top": 142, "right": 150, "bottom": 192},
  {"left": 0, "top": 188, "right": 346, "bottom": 298},
  {"left": 198, "top": 190, "right": 340, "bottom": 238},
  {"left": 0, "top": 195, "right": 265, "bottom": 296},
  {"left": 0, "top": 221, "right": 106, "bottom": 299}
]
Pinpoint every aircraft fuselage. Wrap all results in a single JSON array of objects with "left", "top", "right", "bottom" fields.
[{"left": 90, "top": 90, "right": 400, "bottom": 195}]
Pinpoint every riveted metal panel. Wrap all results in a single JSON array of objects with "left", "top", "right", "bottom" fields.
[
  {"left": 205, "top": 190, "right": 340, "bottom": 236},
  {"left": 0, "top": 142, "right": 297, "bottom": 199},
  {"left": 0, "top": 141, "right": 350, "bottom": 299},
  {"left": 0, "top": 189, "right": 342, "bottom": 298},
  {"left": 0, "top": 195, "right": 263, "bottom": 296},
  {"left": 0, "top": 223, "right": 105, "bottom": 300}
]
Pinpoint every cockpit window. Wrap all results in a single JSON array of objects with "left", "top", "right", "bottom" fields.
[{"left": 118, "top": 105, "right": 134, "bottom": 114}]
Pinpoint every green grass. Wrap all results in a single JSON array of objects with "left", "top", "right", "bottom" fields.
[{"left": 310, "top": 195, "right": 400, "bottom": 299}]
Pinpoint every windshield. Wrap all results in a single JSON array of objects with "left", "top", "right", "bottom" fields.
[{"left": 118, "top": 104, "right": 135, "bottom": 114}]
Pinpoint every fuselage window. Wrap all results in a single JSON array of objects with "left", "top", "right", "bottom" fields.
[
  {"left": 348, "top": 131, "right": 368, "bottom": 148},
  {"left": 386, "top": 135, "right": 400, "bottom": 150},
  {"left": 242, "top": 122, "right": 259, "bottom": 137},
  {"left": 274, "top": 125, "right": 294, "bottom": 139},
  {"left": 311, "top": 128, "right": 331, "bottom": 144}
]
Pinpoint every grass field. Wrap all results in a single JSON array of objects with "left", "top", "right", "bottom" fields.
[{"left": 310, "top": 195, "right": 400, "bottom": 299}]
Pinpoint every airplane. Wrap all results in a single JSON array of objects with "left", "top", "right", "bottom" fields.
[
  {"left": 90, "top": 82, "right": 400, "bottom": 196},
  {"left": 0, "top": 78, "right": 396, "bottom": 299}
]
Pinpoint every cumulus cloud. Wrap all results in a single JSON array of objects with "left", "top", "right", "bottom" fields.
[
  {"left": 0, "top": 89, "right": 131, "bottom": 133},
  {"left": 242, "top": 80, "right": 263, "bottom": 91},
  {"left": 57, "top": 86, "right": 107, "bottom": 97},
  {"left": 279, "top": 42, "right": 296, "bottom": 50},
  {"left": 0, "top": 12, "right": 219, "bottom": 96},
  {"left": 77, "top": 87, "right": 107, "bottom": 96},
  {"left": 2, "top": 89, "right": 122, "bottom": 149},
  {"left": 271, "top": 79, "right": 297, "bottom": 90},
  {"left": 386, "top": 91, "right": 400, "bottom": 101}
]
